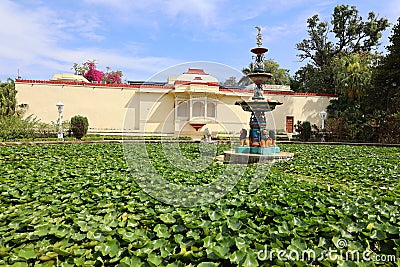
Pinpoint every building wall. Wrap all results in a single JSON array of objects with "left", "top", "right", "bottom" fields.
[
  {"left": 15, "top": 81, "right": 335, "bottom": 137},
  {"left": 268, "top": 94, "right": 335, "bottom": 132},
  {"left": 138, "top": 92, "right": 175, "bottom": 133},
  {"left": 16, "top": 82, "right": 140, "bottom": 132}
]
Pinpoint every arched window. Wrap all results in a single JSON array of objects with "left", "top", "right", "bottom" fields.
[
  {"left": 177, "top": 100, "right": 188, "bottom": 118},
  {"left": 192, "top": 101, "right": 204, "bottom": 117},
  {"left": 207, "top": 102, "right": 216, "bottom": 118}
]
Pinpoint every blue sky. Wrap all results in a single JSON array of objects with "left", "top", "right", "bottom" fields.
[{"left": 0, "top": 0, "right": 399, "bottom": 82}]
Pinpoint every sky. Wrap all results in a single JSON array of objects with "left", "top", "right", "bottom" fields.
[{"left": 0, "top": 0, "right": 399, "bottom": 83}]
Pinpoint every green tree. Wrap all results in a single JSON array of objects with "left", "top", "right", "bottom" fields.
[
  {"left": 263, "top": 59, "right": 291, "bottom": 85},
  {"left": 0, "top": 115, "right": 37, "bottom": 141},
  {"left": 292, "top": 64, "right": 333, "bottom": 93},
  {"left": 0, "top": 78, "right": 17, "bottom": 116},
  {"left": 332, "top": 52, "right": 375, "bottom": 101},
  {"left": 221, "top": 76, "right": 239, "bottom": 86},
  {"left": 71, "top": 62, "right": 89, "bottom": 76},
  {"left": 239, "top": 59, "right": 290, "bottom": 86},
  {"left": 371, "top": 17, "right": 400, "bottom": 115},
  {"left": 327, "top": 52, "right": 376, "bottom": 142},
  {"left": 0, "top": 78, "right": 38, "bottom": 141},
  {"left": 294, "top": 5, "right": 389, "bottom": 93}
]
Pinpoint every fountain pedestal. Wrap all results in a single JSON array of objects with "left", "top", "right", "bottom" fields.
[{"left": 235, "top": 99, "right": 282, "bottom": 153}]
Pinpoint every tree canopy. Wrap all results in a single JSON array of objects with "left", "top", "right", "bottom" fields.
[
  {"left": 0, "top": 79, "right": 17, "bottom": 116},
  {"left": 294, "top": 5, "right": 389, "bottom": 93},
  {"left": 370, "top": 17, "right": 400, "bottom": 115},
  {"left": 239, "top": 59, "right": 290, "bottom": 86},
  {"left": 332, "top": 52, "right": 375, "bottom": 101}
]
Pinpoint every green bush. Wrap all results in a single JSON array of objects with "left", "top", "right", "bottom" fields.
[
  {"left": 70, "top": 115, "right": 89, "bottom": 140},
  {"left": 294, "top": 120, "right": 312, "bottom": 141},
  {"left": 379, "top": 113, "right": 400, "bottom": 143},
  {"left": 0, "top": 115, "right": 38, "bottom": 141}
]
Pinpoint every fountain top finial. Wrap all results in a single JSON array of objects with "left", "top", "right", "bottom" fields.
[{"left": 255, "top": 25, "right": 263, "bottom": 47}]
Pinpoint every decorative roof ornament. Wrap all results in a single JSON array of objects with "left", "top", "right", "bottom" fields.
[{"left": 255, "top": 25, "right": 263, "bottom": 47}]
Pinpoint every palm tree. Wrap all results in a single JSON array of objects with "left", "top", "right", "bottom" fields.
[{"left": 333, "top": 52, "right": 373, "bottom": 102}]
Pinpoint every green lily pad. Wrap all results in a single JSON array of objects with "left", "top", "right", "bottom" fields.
[
  {"left": 147, "top": 253, "right": 162, "bottom": 266},
  {"left": 154, "top": 224, "right": 171, "bottom": 238},
  {"left": 18, "top": 247, "right": 36, "bottom": 260},
  {"left": 227, "top": 217, "right": 242, "bottom": 231}
]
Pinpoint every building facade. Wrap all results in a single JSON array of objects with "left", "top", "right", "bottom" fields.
[{"left": 15, "top": 68, "right": 336, "bottom": 139}]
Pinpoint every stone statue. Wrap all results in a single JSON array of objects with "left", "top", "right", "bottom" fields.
[
  {"left": 256, "top": 25, "right": 263, "bottom": 47},
  {"left": 203, "top": 128, "right": 212, "bottom": 143}
]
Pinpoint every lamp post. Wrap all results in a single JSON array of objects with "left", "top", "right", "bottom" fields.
[
  {"left": 56, "top": 102, "right": 64, "bottom": 140},
  {"left": 320, "top": 111, "right": 327, "bottom": 130},
  {"left": 319, "top": 111, "right": 327, "bottom": 142}
]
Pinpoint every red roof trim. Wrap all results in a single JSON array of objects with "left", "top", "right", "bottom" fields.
[
  {"left": 219, "top": 88, "right": 338, "bottom": 97},
  {"left": 15, "top": 79, "right": 174, "bottom": 89}
]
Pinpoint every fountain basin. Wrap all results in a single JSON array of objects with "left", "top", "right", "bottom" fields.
[
  {"left": 235, "top": 100, "right": 283, "bottom": 112},
  {"left": 247, "top": 72, "right": 272, "bottom": 84},
  {"left": 224, "top": 150, "right": 294, "bottom": 164},
  {"left": 251, "top": 47, "right": 268, "bottom": 55},
  {"left": 236, "top": 146, "right": 280, "bottom": 154}
]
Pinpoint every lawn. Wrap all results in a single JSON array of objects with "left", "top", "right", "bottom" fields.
[{"left": 0, "top": 143, "right": 399, "bottom": 266}]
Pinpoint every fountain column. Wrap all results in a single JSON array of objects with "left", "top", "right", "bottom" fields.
[
  {"left": 236, "top": 26, "right": 281, "bottom": 151},
  {"left": 224, "top": 26, "right": 294, "bottom": 163}
]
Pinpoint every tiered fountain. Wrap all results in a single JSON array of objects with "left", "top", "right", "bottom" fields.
[{"left": 224, "top": 26, "right": 294, "bottom": 163}]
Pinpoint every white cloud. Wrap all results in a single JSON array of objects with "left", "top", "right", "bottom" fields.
[
  {"left": 163, "top": 0, "right": 222, "bottom": 27},
  {"left": 0, "top": 1, "right": 105, "bottom": 61},
  {"left": 1, "top": 0, "right": 395, "bottom": 81},
  {"left": 0, "top": 0, "right": 182, "bottom": 80},
  {"left": 0, "top": 0, "right": 324, "bottom": 80},
  {"left": 55, "top": 46, "right": 181, "bottom": 76},
  {"left": 81, "top": 0, "right": 225, "bottom": 28}
]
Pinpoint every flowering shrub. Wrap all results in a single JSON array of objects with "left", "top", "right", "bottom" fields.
[
  {"left": 72, "top": 61, "right": 123, "bottom": 84},
  {"left": 103, "top": 69, "right": 123, "bottom": 84},
  {"left": 83, "top": 62, "right": 104, "bottom": 83}
]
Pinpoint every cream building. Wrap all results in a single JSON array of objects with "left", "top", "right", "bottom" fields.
[{"left": 15, "top": 68, "right": 336, "bottom": 139}]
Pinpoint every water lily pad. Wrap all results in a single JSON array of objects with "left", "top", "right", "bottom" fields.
[
  {"left": 227, "top": 217, "right": 242, "bottom": 231},
  {"left": 147, "top": 253, "right": 162, "bottom": 266},
  {"left": 154, "top": 224, "right": 171, "bottom": 238},
  {"left": 17, "top": 247, "right": 36, "bottom": 260},
  {"left": 96, "top": 239, "right": 120, "bottom": 257}
]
